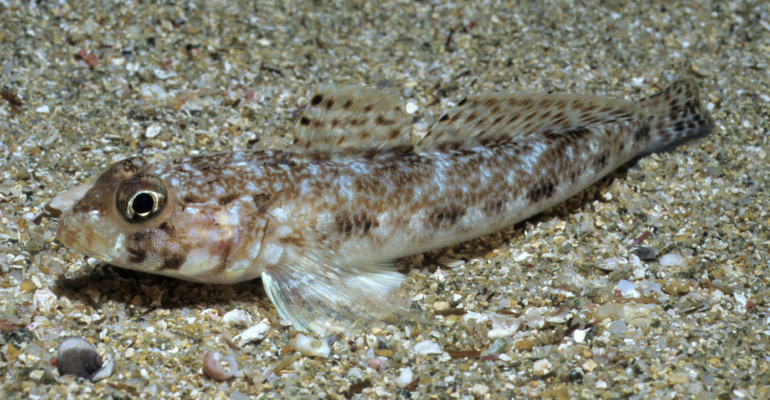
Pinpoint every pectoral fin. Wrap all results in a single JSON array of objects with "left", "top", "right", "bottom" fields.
[{"left": 261, "top": 244, "right": 413, "bottom": 336}]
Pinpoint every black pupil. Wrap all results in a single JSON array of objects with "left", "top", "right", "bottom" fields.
[{"left": 131, "top": 192, "right": 155, "bottom": 215}]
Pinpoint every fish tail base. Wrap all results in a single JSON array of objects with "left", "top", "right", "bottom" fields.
[{"left": 639, "top": 77, "right": 714, "bottom": 155}]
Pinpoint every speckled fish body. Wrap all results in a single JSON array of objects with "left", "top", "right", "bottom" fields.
[{"left": 56, "top": 78, "right": 713, "bottom": 334}]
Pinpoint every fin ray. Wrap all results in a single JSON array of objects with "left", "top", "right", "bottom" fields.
[
  {"left": 416, "top": 89, "right": 649, "bottom": 152},
  {"left": 261, "top": 241, "right": 413, "bottom": 336},
  {"left": 637, "top": 77, "right": 714, "bottom": 154},
  {"left": 293, "top": 84, "right": 413, "bottom": 160}
]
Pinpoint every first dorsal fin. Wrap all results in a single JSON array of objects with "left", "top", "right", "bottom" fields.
[
  {"left": 415, "top": 89, "right": 650, "bottom": 153},
  {"left": 293, "top": 84, "right": 413, "bottom": 160}
]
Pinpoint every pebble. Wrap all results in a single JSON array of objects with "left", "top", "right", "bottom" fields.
[
  {"left": 145, "top": 124, "right": 162, "bottom": 138},
  {"left": 659, "top": 253, "right": 687, "bottom": 268},
  {"left": 293, "top": 333, "right": 331, "bottom": 358},
  {"left": 222, "top": 310, "right": 253, "bottom": 327},
  {"left": 617, "top": 279, "right": 636, "bottom": 296},
  {"left": 56, "top": 337, "right": 113, "bottom": 382},
  {"left": 573, "top": 329, "right": 588, "bottom": 343},
  {"left": 233, "top": 322, "right": 269, "bottom": 346},
  {"left": 471, "top": 384, "right": 489, "bottom": 396},
  {"left": 533, "top": 359, "right": 553, "bottom": 376},
  {"left": 608, "top": 320, "right": 627, "bottom": 334},
  {"left": 412, "top": 340, "right": 442, "bottom": 355},
  {"left": 583, "top": 360, "right": 598, "bottom": 372},
  {"left": 395, "top": 367, "right": 414, "bottom": 388}
]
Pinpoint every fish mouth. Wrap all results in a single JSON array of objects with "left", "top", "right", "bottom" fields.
[{"left": 56, "top": 212, "right": 115, "bottom": 264}]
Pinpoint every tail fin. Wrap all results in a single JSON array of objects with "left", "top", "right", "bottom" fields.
[{"left": 638, "top": 77, "right": 714, "bottom": 155}]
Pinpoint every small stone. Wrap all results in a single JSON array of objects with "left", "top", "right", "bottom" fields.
[
  {"left": 395, "top": 367, "right": 414, "bottom": 388},
  {"left": 29, "top": 370, "right": 45, "bottom": 380},
  {"left": 533, "top": 359, "right": 552, "bottom": 376},
  {"left": 583, "top": 360, "right": 598, "bottom": 372},
  {"left": 514, "top": 338, "right": 537, "bottom": 351},
  {"left": 632, "top": 246, "right": 657, "bottom": 260},
  {"left": 661, "top": 279, "right": 690, "bottom": 295},
  {"left": 35, "top": 105, "right": 50, "bottom": 114},
  {"left": 709, "top": 357, "right": 719, "bottom": 366},
  {"left": 617, "top": 279, "right": 636, "bottom": 296},
  {"left": 405, "top": 102, "right": 418, "bottom": 114},
  {"left": 513, "top": 252, "right": 532, "bottom": 262},
  {"left": 573, "top": 329, "right": 588, "bottom": 343},
  {"left": 293, "top": 333, "right": 331, "bottom": 358},
  {"left": 374, "top": 349, "right": 393, "bottom": 357},
  {"left": 145, "top": 124, "right": 162, "bottom": 138},
  {"left": 608, "top": 320, "right": 627, "bottom": 334},
  {"left": 593, "top": 303, "right": 623, "bottom": 321},
  {"left": 668, "top": 373, "right": 688, "bottom": 384},
  {"left": 222, "top": 310, "right": 252, "bottom": 327},
  {"left": 659, "top": 253, "right": 687, "bottom": 268},
  {"left": 233, "top": 322, "right": 269, "bottom": 346},
  {"left": 470, "top": 384, "right": 489, "bottom": 396},
  {"left": 412, "top": 340, "right": 442, "bottom": 355},
  {"left": 433, "top": 301, "right": 450, "bottom": 311}
]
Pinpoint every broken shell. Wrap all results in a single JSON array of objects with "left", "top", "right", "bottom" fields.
[
  {"left": 293, "top": 333, "right": 331, "bottom": 358},
  {"left": 57, "top": 337, "right": 112, "bottom": 382},
  {"left": 233, "top": 322, "right": 269, "bottom": 346},
  {"left": 203, "top": 350, "right": 239, "bottom": 381}
]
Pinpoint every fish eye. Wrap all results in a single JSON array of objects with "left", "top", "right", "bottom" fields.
[
  {"left": 128, "top": 191, "right": 160, "bottom": 218},
  {"left": 116, "top": 175, "right": 167, "bottom": 222}
]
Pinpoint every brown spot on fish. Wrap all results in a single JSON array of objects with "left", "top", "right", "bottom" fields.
[
  {"left": 375, "top": 115, "right": 396, "bottom": 126},
  {"left": 253, "top": 193, "right": 274, "bottom": 210},
  {"left": 219, "top": 194, "right": 238, "bottom": 206},
  {"left": 310, "top": 94, "right": 324, "bottom": 106},
  {"left": 127, "top": 247, "right": 147, "bottom": 263},
  {"left": 299, "top": 117, "right": 311, "bottom": 126},
  {"left": 159, "top": 254, "right": 186, "bottom": 272},
  {"left": 209, "top": 243, "right": 232, "bottom": 275},
  {"left": 429, "top": 207, "right": 465, "bottom": 229},
  {"left": 634, "top": 125, "right": 650, "bottom": 142},
  {"left": 158, "top": 222, "right": 174, "bottom": 234},
  {"left": 279, "top": 236, "right": 302, "bottom": 246}
]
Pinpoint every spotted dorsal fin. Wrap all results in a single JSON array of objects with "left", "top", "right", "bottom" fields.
[
  {"left": 293, "top": 84, "right": 413, "bottom": 160},
  {"left": 415, "top": 89, "right": 649, "bottom": 153}
]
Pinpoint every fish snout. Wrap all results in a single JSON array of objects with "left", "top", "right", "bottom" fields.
[{"left": 56, "top": 211, "right": 116, "bottom": 263}]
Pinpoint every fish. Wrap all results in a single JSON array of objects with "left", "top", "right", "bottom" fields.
[{"left": 55, "top": 77, "right": 714, "bottom": 335}]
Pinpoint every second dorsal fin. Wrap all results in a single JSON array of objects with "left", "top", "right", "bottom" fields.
[
  {"left": 415, "top": 89, "right": 649, "bottom": 153},
  {"left": 293, "top": 84, "right": 413, "bottom": 160}
]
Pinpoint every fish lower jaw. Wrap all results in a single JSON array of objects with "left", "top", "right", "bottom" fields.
[{"left": 56, "top": 227, "right": 113, "bottom": 264}]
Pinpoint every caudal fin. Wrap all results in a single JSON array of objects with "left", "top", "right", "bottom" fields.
[{"left": 638, "top": 77, "right": 714, "bottom": 155}]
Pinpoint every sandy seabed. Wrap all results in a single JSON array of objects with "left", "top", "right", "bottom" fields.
[{"left": 1, "top": 0, "right": 768, "bottom": 399}]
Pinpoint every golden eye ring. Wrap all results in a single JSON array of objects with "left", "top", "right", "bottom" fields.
[
  {"left": 116, "top": 174, "right": 168, "bottom": 223},
  {"left": 126, "top": 191, "right": 164, "bottom": 219}
]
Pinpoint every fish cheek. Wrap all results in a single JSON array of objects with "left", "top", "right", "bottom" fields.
[{"left": 124, "top": 226, "right": 190, "bottom": 273}]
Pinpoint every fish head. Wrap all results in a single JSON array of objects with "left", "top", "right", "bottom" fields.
[{"left": 57, "top": 156, "right": 269, "bottom": 283}]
